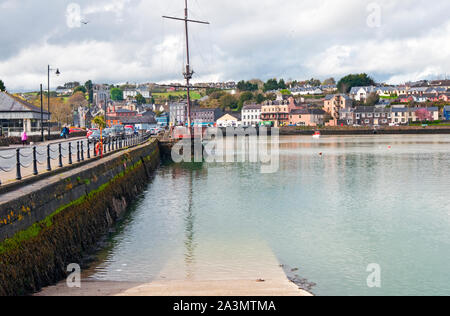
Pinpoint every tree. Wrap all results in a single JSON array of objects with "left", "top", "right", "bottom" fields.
[
  {"left": 415, "top": 108, "right": 432, "bottom": 122},
  {"left": 337, "top": 73, "right": 376, "bottom": 93},
  {"left": 256, "top": 93, "right": 265, "bottom": 104},
  {"left": 110, "top": 88, "right": 124, "bottom": 101},
  {"left": 238, "top": 91, "right": 254, "bottom": 110},
  {"left": 93, "top": 115, "right": 106, "bottom": 129},
  {"left": 307, "top": 78, "right": 321, "bottom": 87},
  {"left": 323, "top": 77, "right": 336, "bottom": 85},
  {"left": 366, "top": 92, "right": 380, "bottom": 106},
  {"left": 265, "top": 93, "right": 277, "bottom": 101},
  {"left": 280, "top": 89, "right": 292, "bottom": 96},
  {"left": 73, "top": 86, "right": 87, "bottom": 94},
  {"left": 237, "top": 80, "right": 258, "bottom": 92},
  {"left": 68, "top": 91, "right": 88, "bottom": 109},
  {"left": 51, "top": 99, "right": 73, "bottom": 126},
  {"left": 84, "top": 80, "right": 93, "bottom": 104},
  {"left": 278, "top": 79, "right": 287, "bottom": 89},
  {"left": 0, "top": 80, "right": 6, "bottom": 92},
  {"left": 219, "top": 94, "right": 238, "bottom": 110},
  {"left": 136, "top": 93, "right": 147, "bottom": 105},
  {"left": 263, "top": 79, "right": 280, "bottom": 92}
]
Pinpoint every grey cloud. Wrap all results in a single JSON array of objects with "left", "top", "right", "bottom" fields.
[{"left": 0, "top": 0, "right": 449, "bottom": 90}]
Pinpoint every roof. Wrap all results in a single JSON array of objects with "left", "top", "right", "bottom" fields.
[
  {"left": 391, "top": 107, "right": 409, "bottom": 112},
  {"left": 0, "top": 92, "right": 49, "bottom": 113},
  {"left": 325, "top": 94, "right": 351, "bottom": 100},
  {"left": 115, "top": 109, "right": 136, "bottom": 113},
  {"left": 291, "top": 109, "right": 326, "bottom": 115},
  {"left": 242, "top": 103, "right": 262, "bottom": 110},
  {"left": 191, "top": 107, "right": 220, "bottom": 113},
  {"left": 354, "top": 106, "right": 376, "bottom": 113},
  {"left": 120, "top": 116, "right": 156, "bottom": 124},
  {"left": 290, "top": 109, "right": 309, "bottom": 115},
  {"left": 218, "top": 113, "right": 239, "bottom": 121}
]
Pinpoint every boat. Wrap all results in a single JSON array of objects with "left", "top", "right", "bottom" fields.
[{"left": 312, "top": 131, "right": 321, "bottom": 139}]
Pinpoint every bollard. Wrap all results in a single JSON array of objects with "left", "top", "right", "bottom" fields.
[
  {"left": 87, "top": 141, "right": 91, "bottom": 159},
  {"left": 108, "top": 140, "right": 111, "bottom": 152},
  {"left": 77, "top": 141, "right": 80, "bottom": 163},
  {"left": 58, "top": 143, "right": 63, "bottom": 168},
  {"left": 16, "top": 148, "right": 22, "bottom": 180},
  {"left": 47, "top": 144, "right": 51, "bottom": 171},
  {"left": 81, "top": 142, "right": 85, "bottom": 161},
  {"left": 68, "top": 142, "right": 73, "bottom": 165},
  {"left": 33, "top": 146, "right": 38, "bottom": 175},
  {"left": 93, "top": 141, "right": 97, "bottom": 157}
]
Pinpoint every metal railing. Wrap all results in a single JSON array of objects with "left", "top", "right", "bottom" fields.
[{"left": 0, "top": 133, "right": 149, "bottom": 186}]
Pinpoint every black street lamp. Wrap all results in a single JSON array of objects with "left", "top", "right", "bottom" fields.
[{"left": 48, "top": 65, "right": 60, "bottom": 138}]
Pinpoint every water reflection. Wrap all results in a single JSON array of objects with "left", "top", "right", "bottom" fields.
[{"left": 89, "top": 135, "right": 450, "bottom": 296}]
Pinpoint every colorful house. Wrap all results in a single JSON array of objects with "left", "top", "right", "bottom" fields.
[
  {"left": 444, "top": 106, "right": 450, "bottom": 121},
  {"left": 156, "top": 112, "right": 169, "bottom": 127},
  {"left": 289, "top": 109, "right": 326, "bottom": 127}
]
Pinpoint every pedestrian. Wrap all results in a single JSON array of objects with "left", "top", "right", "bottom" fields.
[
  {"left": 61, "top": 126, "right": 69, "bottom": 139},
  {"left": 21, "top": 130, "right": 28, "bottom": 146}
]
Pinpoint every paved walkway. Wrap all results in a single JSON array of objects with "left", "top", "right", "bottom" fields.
[{"left": 0, "top": 136, "right": 85, "bottom": 151}]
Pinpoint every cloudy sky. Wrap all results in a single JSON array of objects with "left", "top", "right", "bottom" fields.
[{"left": 1, "top": 0, "right": 449, "bottom": 91}]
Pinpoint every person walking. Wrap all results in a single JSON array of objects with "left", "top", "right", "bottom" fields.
[
  {"left": 21, "top": 130, "right": 28, "bottom": 146},
  {"left": 61, "top": 126, "right": 69, "bottom": 139}
]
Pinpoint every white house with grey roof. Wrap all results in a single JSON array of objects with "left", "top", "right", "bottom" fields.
[
  {"left": 0, "top": 92, "right": 50, "bottom": 136},
  {"left": 242, "top": 103, "right": 262, "bottom": 127}
]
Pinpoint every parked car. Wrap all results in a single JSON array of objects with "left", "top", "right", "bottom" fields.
[
  {"left": 86, "top": 128, "right": 98, "bottom": 138},
  {"left": 88, "top": 130, "right": 110, "bottom": 144},
  {"left": 69, "top": 127, "right": 86, "bottom": 135},
  {"left": 109, "top": 125, "right": 125, "bottom": 139},
  {"left": 149, "top": 127, "right": 163, "bottom": 135},
  {"left": 125, "top": 127, "right": 135, "bottom": 137}
]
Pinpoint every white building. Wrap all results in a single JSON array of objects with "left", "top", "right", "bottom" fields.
[
  {"left": 123, "top": 89, "right": 138, "bottom": 99},
  {"left": 241, "top": 104, "right": 262, "bottom": 127},
  {"left": 217, "top": 113, "right": 240, "bottom": 127},
  {"left": 349, "top": 86, "right": 377, "bottom": 101}
]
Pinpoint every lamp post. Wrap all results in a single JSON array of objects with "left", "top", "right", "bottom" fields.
[
  {"left": 48, "top": 65, "right": 60, "bottom": 138},
  {"left": 40, "top": 84, "right": 44, "bottom": 142}
]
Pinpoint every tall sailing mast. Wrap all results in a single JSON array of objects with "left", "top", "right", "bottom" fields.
[{"left": 163, "top": 0, "right": 210, "bottom": 130}]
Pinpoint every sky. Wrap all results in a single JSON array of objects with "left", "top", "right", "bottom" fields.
[{"left": 0, "top": 0, "right": 450, "bottom": 91}]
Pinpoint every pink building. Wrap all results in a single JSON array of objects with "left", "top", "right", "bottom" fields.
[{"left": 289, "top": 109, "right": 326, "bottom": 127}]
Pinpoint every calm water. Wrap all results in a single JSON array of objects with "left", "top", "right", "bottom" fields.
[{"left": 89, "top": 135, "right": 450, "bottom": 296}]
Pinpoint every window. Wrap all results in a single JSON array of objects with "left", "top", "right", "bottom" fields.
[{"left": 365, "top": 119, "right": 370, "bottom": 124}]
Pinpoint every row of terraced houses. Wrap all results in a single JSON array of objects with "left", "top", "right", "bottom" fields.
[{"left": 240, "top": 80, "right": 450, "bottom": 128}]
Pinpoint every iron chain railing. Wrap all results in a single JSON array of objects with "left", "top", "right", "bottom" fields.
[{"left": 0, "top": 133, "right": 150, "bottom": 186}]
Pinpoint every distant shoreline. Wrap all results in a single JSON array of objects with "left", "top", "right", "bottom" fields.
[{"left": 279, "top": 126, "right": 450, "bottom": 136}]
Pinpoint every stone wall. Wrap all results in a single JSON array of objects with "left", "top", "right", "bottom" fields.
[{"left": 0, "top": 139, "right": 161, "bottom": 296}]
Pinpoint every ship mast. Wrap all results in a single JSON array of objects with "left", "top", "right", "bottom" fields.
[{"left": 163, "top": 0, "right": 210, "bottom": 132}]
